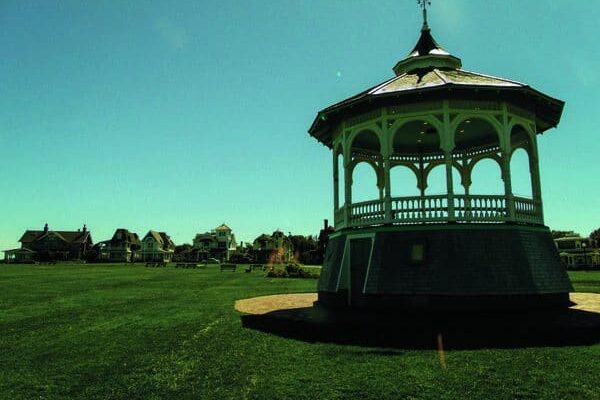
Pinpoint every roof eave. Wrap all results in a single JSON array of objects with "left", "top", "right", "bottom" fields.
[{"left": 309, "top": 84, "right": 565, "bottom": 145}]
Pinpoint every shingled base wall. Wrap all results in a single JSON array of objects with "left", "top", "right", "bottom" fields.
[{"left": 317, "top": 224, "right": 573, "bottom": 310}]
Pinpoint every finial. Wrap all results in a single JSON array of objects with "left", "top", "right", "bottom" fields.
[{"left": 417, "top": 0, "right": 431, "bottom": 31}]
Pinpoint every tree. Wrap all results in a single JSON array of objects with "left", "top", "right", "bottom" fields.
[
  {"left": 551, "top": 230, "right": 577, "bottom": 239},
  {"left": 288, "top": 234, "right": 318, "bottom": 264},
  {"left": 174, "top": 244, "right": 192, "bottom": 254},
  {"left": 590, "top": 228, "right": 600, "bottom": 247}
]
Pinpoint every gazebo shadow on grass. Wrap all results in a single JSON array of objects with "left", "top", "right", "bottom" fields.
[{"left": 240, "top": 306, "right": 600, "bottom": 350}]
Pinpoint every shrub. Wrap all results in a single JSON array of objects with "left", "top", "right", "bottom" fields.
[{"left": 266, "top": 263, "right": 319, "bottom": 279}]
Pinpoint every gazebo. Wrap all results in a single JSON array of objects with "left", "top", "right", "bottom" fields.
[{"left": 308, "top": 4, "right": 572, "bottom": 309}]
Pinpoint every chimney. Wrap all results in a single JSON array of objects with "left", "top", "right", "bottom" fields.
[
  {"left": 43, "top": 223, "right": 49, "bottom": 233},
  {"left": 324, "top": 219, "right": 329, "bottom": 230},
  {"left": 82, "top": 224, "right": 87, "bottom": 233}
]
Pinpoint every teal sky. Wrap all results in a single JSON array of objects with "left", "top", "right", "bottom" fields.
[{"left": 1, "top": 0, "right": 598, "bottom": 250}]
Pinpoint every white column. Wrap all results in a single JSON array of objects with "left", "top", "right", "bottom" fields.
[
  {"left": 343, "top": 149, "right": 353, "bottom": 226},
  {"left": 333, "top": 150, "right": 339, "bottom": 210},
  {"left": 502, "top": 104, "right": 515, "bottom": 221},
  {"left": 418, "top": 154, "right": 426, "bottom": 219},
  {"left": 501, "top": 150, "right": 515, "bottom": 220},
  {"left": 442, "top": 102, "right": 455, "bottom": 220},
  {"left": 383, "top": 156, "right": 392, "bottom": 221},
  {"left": 529, "top": 136, "right": 544, "bottom": 222},
  {"left": 444, "top": 151, "right": 455, "bottom": 220}
]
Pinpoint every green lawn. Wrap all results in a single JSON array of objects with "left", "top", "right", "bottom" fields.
[{"left": 0, "top": 264, "right": 598, "bottom": 400}]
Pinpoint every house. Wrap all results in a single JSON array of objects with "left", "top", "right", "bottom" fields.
[
  {"left": 3, "top": 223, "right": 93, "bottom": 263},
  {"left": 191, "top": 223, "right": 237, "bottom": 261},
  {"left": 252, "top": 230, "right": 294, "bottom": 263},
  {"left": 555, "top": 235, "right": 600, "bottom": 269},
  {"left": 140, "top": 231, "right": 175, "bottom": 262},
  {"left": 104, "top": 229, "right": 141, "bottom": 262}
]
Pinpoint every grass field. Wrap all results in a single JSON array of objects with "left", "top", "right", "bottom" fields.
[{"left": 0, "top": 264, "right": 598, "bottom": 400}]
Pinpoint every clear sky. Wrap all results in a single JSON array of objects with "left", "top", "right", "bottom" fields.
[{"left": 1, "top": 0, "right": 598, "bottom": 250}]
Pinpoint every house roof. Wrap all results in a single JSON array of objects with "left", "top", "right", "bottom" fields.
[
  {"left": 195, "top": 233, "right": 216, "bottom": 241},
  {"left": 3, "top": 247, "right": 35, "bottom": 253},
  {"left": 554, "top": 236, "right": 584, "bottom": 242},
  {"left": 215, "top": 223, "right": 232, "bottom": 231},
  {"left": 19, "top": 229, "right": 91, "bottom": 244},
  {"left": 159, "top": 232, "right": 175, "bottom": 248},
  {"left": 110, "top": 229, "right": 140, "bottom": 245},
  {"left": 254, "top": 234, "right": 271, "bottom": 242},
  {"left": 143, "top": 230, "right": 175, "bottom": 250}
]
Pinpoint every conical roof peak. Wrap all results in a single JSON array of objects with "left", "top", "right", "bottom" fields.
[
  {"left": 408, "top": 27, "right": 449, "bottom": 58},
  {"left": 393, "top": 21, "right": 461, "bottom": 76}
]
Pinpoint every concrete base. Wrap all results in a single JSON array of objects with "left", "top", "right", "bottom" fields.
[
  {"left": 237, "top": 293, "right": 600, "bottom": 349},
  {"left": 318, "top": 223, "right": 573, "bottom": 310}
]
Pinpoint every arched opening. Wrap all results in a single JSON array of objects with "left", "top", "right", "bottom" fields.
[
  {"left": 351, "top": 129, "right": 381, "bottom": 154},
  {"left": 349, "top": 130, "right": 381, "bottom": 204},
  {"left": 425, "top": 165, "right": 463, "bottom": 195},
  {"left": 470, "top": 158, "right": 504, "bottom": 195},
  {"left": 510, "top": 148, "right": 532, "bottom": 198},
  {"left": 390, "top": 165, "right": 419, "bottom": 197},
  {"left": 510, "top": 124, "right": 534, "bottom": 199},
  {"left": 336, "top": 152, "right": 344, "bottom": 206},
  {"left": 352, "top": 162, "right": 379, "bottom": 203},
  {"left": 393, "top": 119, "right": 441, "bottom": 156},
  {"left": 454, "top": 117, "right": 502, "bottom": 151},
  {"left": 510, "top": 124, "right": 532, "bottom": 152},
  {"left": 454, "top": 117, "right": 503, "bottom": 196}
]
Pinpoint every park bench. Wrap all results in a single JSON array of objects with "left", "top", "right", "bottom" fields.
[
  {"left": 146, "top": 262, "right": 167, "bottom": 268},
  {"left": 220, "top": 263, "right": 236, "bottom": 272}
]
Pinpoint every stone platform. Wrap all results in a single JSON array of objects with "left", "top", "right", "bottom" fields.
[{"left": 236, "top": 293, "right": 600, "bottom": 349}]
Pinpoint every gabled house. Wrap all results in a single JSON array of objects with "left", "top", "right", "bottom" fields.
[
  {"left": 555, "top": 235, "right": 599, "bottom": 268},
  {"left": 252, "top": 230, "right": 294, "bottom": 263},
  {"left": 140, "top": 230, "right": 175, "bottom": 262},
  {"left": 191, "top": 223, "right": 237, "bottom": 261},
  {"left": 104, "top": 228, "right": 141, "bottom": 262},
  {"left": 3, "top": 223, "right": 93, "bottom": 263}
]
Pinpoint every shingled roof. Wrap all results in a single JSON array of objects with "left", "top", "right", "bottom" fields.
[
  {"left": 309, "top": 24, "right": 564, "bottom": 147},
  {"left": 19, "top": 228, "right": 91, "bottom": 245},
  {"left": 109, "top": 229, "right": 140, "bottom": 246},
  {"left": 143, "top": 230, "right": 175, "bottom": 250}
]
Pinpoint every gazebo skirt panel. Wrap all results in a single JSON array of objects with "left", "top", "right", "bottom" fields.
[{"left": 317, "top": 224, "right": 573, "bottom": 310}]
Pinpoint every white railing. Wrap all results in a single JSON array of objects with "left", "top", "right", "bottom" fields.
[
  {"left": 514, "top": 196, "right": 543, "bottom": 225},
  {"left": 349, "top": 199, "right": 385, "bottom": 226},
  {"left": 392, "top": 195, "right": 449, "bottom": 223},
  {"left": 336, "top": 194, "right": 543, "bottom": 229},
  {"left": 454, "top": 195, "right": 507, "bottom": 222}
]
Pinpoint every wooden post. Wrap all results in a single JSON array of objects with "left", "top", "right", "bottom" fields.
[
  {"left": 501, "top": 105, "right": 515, "bottom": 222},
  {"left": 529, "top": 136, "right": 544, "bottom": 223},
  {"left": 344, "top": 150, "right": 353, "bottom": 227},
  {"left": 442, "top": 101, "right": 455, "bottom": 220},
  {"left": 333, "top": 150, "right": 339, "bottom": 211}
]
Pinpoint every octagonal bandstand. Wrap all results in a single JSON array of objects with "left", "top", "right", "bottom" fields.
[{"left": 308, "top": 16, "right": 572, "bottom": 310}]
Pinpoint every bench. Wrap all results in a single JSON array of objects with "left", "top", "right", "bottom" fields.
[
  {"left": 220, "top": 263, "right": 236, "bottom": 272},
  {"left": 146, "top": 262, "right": 167, "bottom": 268},
  {"left": 176, "top": 263, "right": 205, "bottom": 269}
]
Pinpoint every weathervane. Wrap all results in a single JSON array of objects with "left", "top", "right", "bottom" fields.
[{"left": 417, "top": 0, "right": 431, "bottom": 30}]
